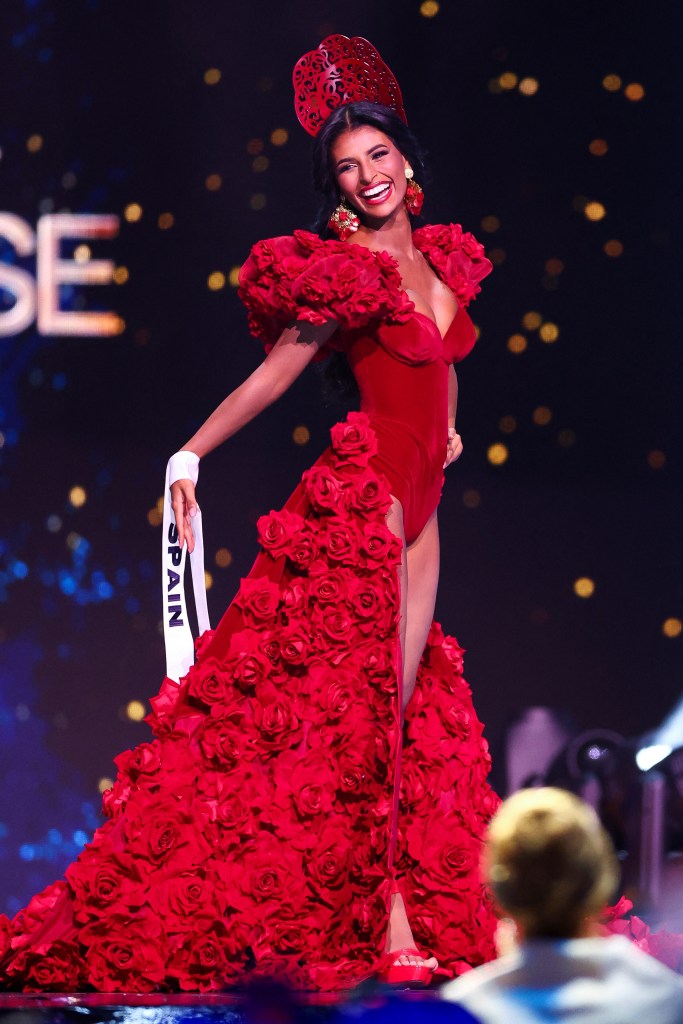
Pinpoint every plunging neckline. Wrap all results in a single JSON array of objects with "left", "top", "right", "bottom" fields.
[{"left": 345, "top": 237, "right": 459, "bottom": 343}]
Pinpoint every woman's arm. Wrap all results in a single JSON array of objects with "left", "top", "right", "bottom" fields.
[
  {"left": 444, "top": 364, "right": 463, "bottom": 468},
  {"left": 171, "top": 320, "right": 336, "bottom": 550}
]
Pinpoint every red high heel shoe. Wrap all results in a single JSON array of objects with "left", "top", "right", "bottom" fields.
[{"left": 377, "top": 947, "right": 436, "bottom": 988}]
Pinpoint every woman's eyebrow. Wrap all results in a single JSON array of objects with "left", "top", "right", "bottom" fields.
[{"left": 335, "top": 144, "right": 387, "bottom": 167}]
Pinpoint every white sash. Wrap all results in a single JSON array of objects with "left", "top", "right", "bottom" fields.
[{"left": 162, "top": 452, "right": 211, "bottom": 684}]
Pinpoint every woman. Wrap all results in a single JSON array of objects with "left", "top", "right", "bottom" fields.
[{"left": 0, "top": 36, "right": 498, "bottom": 993}]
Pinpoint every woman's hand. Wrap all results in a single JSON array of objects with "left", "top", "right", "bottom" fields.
[
  {"left": 170, "top": 479, "right": 198, "bottom": 553},
  {"left": 444, "top": 429, "right": 463, "bottom": 468}
]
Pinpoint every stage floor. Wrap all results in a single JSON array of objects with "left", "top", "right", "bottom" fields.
[{"left": 0, "top": 988, "right": 450, "bottom": 1023}]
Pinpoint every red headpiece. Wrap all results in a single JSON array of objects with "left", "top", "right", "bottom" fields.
[{"left": 292, "top": 35, "right": 407, "bottom": 138}]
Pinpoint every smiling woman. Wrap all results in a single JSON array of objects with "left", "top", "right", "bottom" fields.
[{"left": 0, "top": 35, "right": 497, "bottom": 994}]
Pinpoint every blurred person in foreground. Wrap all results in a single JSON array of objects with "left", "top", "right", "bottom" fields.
[{"left": 441, "top": 787, "right": 683, "bottom": 1023}]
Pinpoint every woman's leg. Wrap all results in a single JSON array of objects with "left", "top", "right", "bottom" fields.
[{"left": 383, "top": 500, "right": 439, "bottom": 968}]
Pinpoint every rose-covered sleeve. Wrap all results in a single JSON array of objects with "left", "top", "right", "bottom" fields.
[
  {"left": 412, "top": 224, "right": 493, "bottom": 308},
  {"left": 238, "top": 230, "right": 413, "bottom": 355}
]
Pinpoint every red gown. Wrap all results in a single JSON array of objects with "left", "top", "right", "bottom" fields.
[{"left": 0, "top": 223, "right": 500, "bottom": 993}]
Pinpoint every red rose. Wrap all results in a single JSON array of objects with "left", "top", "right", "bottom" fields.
[
  {"left": 185, "top": 657, "right": 233, "bottom": 709},
  {"left": 306, "top": 820, "right": 353, "bottom": 895},
  {"left": 123, "top": 793, "right": 212, "bottom": 870},
  {"left": 253, "top": 694, "right": 303, "bottom": 754},
  {"left": 113, "top": 741, "right": 162, "bottom": 782},
  {"left": 281, "top": 580, "right": 308, "bottom": 619},
  {"left": 196, "top": 769, "right": 263, "bottom": 842},
  {"left": 302, "top": 465, "right": 348, "bottom": 514},
  {"left": 10, "top": 881, "right": 75, "bottom": 949},
  {"left": 5, "top": 940, "right": 84, "bottom": 992},
  {"left": 193, "top": 627, "right": 215, "bottom": 659},
  {"left": 406, "top": 810, "right": 482, "bottom": 891},
  {"left": 273, "top": 750, "right": 337, "bottom": 820},
  {"left": 257, "top": 508, "right": 305, "bottom": 558},
  {"left": 236, "top": 577, "right": 281, "bottom": 625},
  {"left": 220, "top": 833, "right": 305, "bottom": 913},
  {"left": 226, "top": 629, "right": 272, "bottom": 691},
  {"left": 84, "top": 915, "right": 167, "bottom": 992},
  {"left": 330, "top": 412, "right": 378, "bottom": 467},
  {"left": 322, "top": 518, "right": 358, "bottom": 564},
  {"left": 149, "top": 868, "right": 225, "bottom": 926},
  {"left": 168, "top": 917, "right": 245, "bottom": 991},
  {"left": 348, "top": 468, "right": 392, "bottom": 518},
  {"left": 68, "top": 848, "right": 147, "bottom": 923},
  {"left": 308, "top": 566, "right": 354, "bottom": 604},
  {"left": 360, "top": 521, "right": 403, "bottom": 568},
  {"left": 146, "top": 676, "right": 183, "bottom": 737},
  {"left": 319, "top": 602, "right": 354, "bottom": 643},
  {"left": 288, "top": 525, "right": 317, "bottom": 571},
  {"left": 309, "top": 662, "right": 358, "bottom": 722},
  {"left": 199, "top": 704, "right": 258, "bottom": 767},
  {"left": 349, "top": 578, "right": 394, "bottom": 635},
  {"left": 279, "top": 623, "right": 311, "bottom": 665}
]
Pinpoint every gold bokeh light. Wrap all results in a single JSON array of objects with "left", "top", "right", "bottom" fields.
[
  {"left": 589, "top": 138, "right": 608, "bottom": 156},
  {"left": 574, "top": 577, "right": 595, "bottom": 598},
  {"left": 532, "top": 406, "right": 552, "bottom": 426},
  {"left": 293, "top": 425, "right": 310, "bottom": 445},
  {"left": 625, "top": 82, "right": 645, "bottom": 101},
  {"left": 602, "top": 74, "right": 622, "bottom": 91},
  {"left": 69, "top": 486, "right": 87, "bottom": 508},
  {"left": 208, "top": 271, "right": 226, "bottom": 290},
  {"left": 215, "top": 548, "right": 233, "bottom": 568},
  {"left": 204, "top": 68, "right": 221, "bottom": 85},
  {"left": 539, "top": 322, "right": 559, "bottom": 342},
  {"left": 604, "top": 239, "right": 624, "bottom": 257},
  {"left": 507, "top": 334, "right": 527, "bottom": 354},
  {"left": 518, "top": 77, "right": 539, "bottom": 96},
  {"left": 662, "top": 618, "right": 682, "bottom": 639},
  {"left": 420, "top": 0, "right": 440, "bottom": 16},
  {"left": 124, "top": 203, "right": 143, "bottom": 222},
  {"left": 487, "top": 443, "right": 509, "bottom": 465},
  {"left": 584, "top": 201, "right": 606, "bottom": 221},
  {"left": 126, "top": 700, "right": 146, "bottom": 722}
]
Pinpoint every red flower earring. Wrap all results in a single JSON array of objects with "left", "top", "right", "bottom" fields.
[
  {"left": 404, "top": 167, "right": 424, "bottom": 215},
  {"left": 328, "top": 199, "right": 360, "bottom": 241}
]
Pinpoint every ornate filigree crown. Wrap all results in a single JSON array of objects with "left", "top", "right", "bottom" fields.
[{"left": 292, "top": 34, "right": 407, "bottom": 138}]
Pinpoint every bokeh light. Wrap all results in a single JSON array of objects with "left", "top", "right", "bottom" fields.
[
  {"left": 292, "top": 425, "right": 310, "bottom": 445},
  {"left": 604, "top": 239, "right": 624, "bottom": 257},
  {"left": 205, "top": 173, "right": 222, "bottom": 191},
  {"left": 112, "top": 266, "right": 129, "bottom": 284},
  {"left": 228, "top": 265, "right": 241, "bottom": 287},
  {"left": 158, "top": 212, "right": 174, "bottom": 229},
  {"left": 507, "top": 333, "right": 527, "bottom": 354},
  {"left": 246, "top": 138, "right": 264, "bottom": 155},
  {"left": 518, "top": 77, "right": 539, "bottom": 95},
  {"left": 522, "top": 311, "right": 542, "bottom": 330},
  {"left": 205, "top": 571, "right": 213, "bottom": 590},
  {"left": 647, "top": 449, "right": 666, "bottom": 469},
  {"left": 625, "top": 82, "right": 645, "bottom": 101},
  {"left": 463, "top": 489, "right": 481, "bottom": 509},
  {"left": 532, "top": 406, "right": 552, "bottom": 426},
  {"left": 499, "top": 415, "right": 517, "bottom": 434},
  {"left": 499, "top": 72, "right": 518, "bottom": 90},
  {"left": 124, "top": 202, "right": 143, "bottom": 222},
  {"left": 539, "top": 322, "right": 559, "bottom": 342},
  {"left": 602, "top": 73, "right": 622, "bottom": 91},
  {"left": 662, "top": 618, "right": 682, "bottom": 639},
  {"left": 203, "top": 68, "right": 221, "bottom": 85},
  {"left": 558, "top": 429, "right": 577, "bottom": 448},
  {"left": 252, "top": 155, "right": 269, "bottom": 173},
  {"left": 26, "top": 134, "right": 43, "bottom": 152},
  {"left": 207, "top": 271, "right": 226, "bottom": 290},
  {"left": 584, "top": 201, "right": 606, "bottom": 221},
  {"left": 270, "top": 128, "right": 289, "bottom": 146},
  {"left": 589, "top": 138, "right": 609, "bottom": 156},
  {"left": 481, "top": 215, "right": 500, "bottom": 232},
  {"left": 573, "top": 577, "right": 595, "bottom": 598},
  {"left": 215, "top": 548, "right": 233, "bottom": 568},
  {"left": 68, "top": 486, "right": 87, "bottom": 508},
  {"left": 420, "top": 0, "right": 440, "bottom": 16},
  {"left": 125, "top": 700, "right": 146, "bottom": 722},
  {"left": 487, "top": 443, "right": 509, "bottom": 465},
  {"left": 249, "top": 193, "right": 267, "bottom": 210}
]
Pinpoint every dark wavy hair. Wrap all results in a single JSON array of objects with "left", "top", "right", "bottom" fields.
[{"left": 310, "top": 101, "right": 428, "bottom": 397}]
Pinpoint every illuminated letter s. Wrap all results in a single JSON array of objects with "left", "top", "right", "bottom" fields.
[{"left": 0, "top": 213, "right": 36, "bottom": 337}]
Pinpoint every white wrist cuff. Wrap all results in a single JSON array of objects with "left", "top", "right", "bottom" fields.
[{"left": 168, "top": 450, "right": 200, "bottom": 488}]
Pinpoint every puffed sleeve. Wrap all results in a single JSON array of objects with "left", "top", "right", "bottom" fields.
[
  {"left": 238, "top": 229, "right": 413, "bottom": 354},
  {"left": 412, "top": 224, "right": 492, "bottom": 308}
]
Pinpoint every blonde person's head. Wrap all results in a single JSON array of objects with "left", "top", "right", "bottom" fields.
[{"left": 485, "top": 787, "right": 619, "bottom": 939}]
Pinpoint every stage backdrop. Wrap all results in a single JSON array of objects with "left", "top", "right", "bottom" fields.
[{"left": 0, "top": 0, "right": 681, "bottom": 916}]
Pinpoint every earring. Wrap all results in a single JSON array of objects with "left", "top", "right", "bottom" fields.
[
  {"left": 328, "top": 199, "right": 360, "bottom": 241},
  {"left": 404, "top": 167, "right": 424, "bottom": 215}
]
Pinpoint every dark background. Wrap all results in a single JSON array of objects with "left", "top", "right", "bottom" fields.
[{"left": 0, "top": 0, "right": 681, "bottom": 916}]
